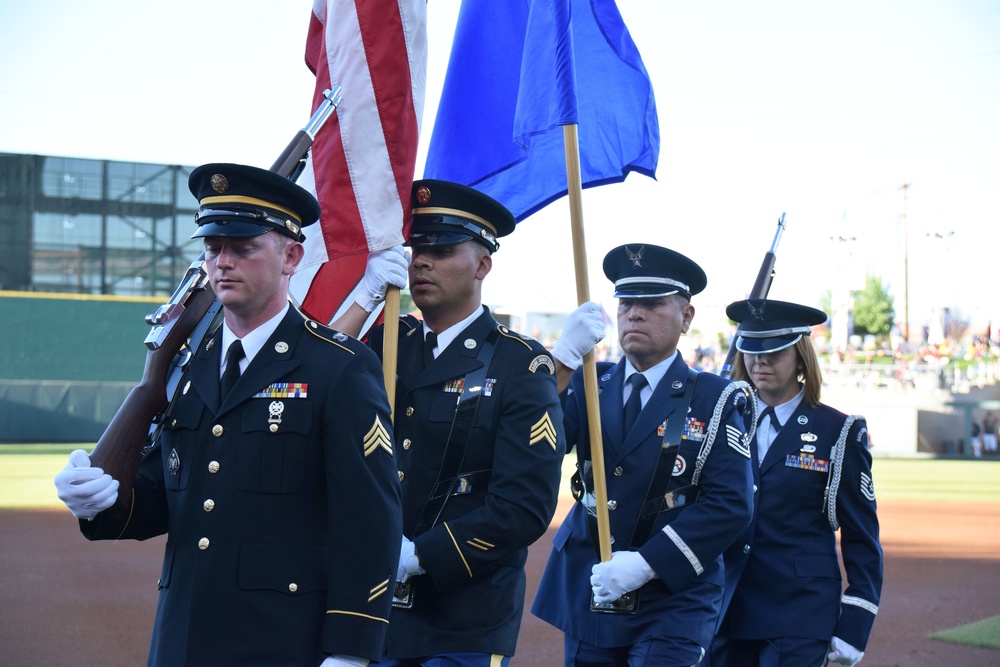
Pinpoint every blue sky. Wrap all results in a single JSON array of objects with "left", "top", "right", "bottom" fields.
[{"left": 1, "top": 0, "right": 998, "bottom": 339}]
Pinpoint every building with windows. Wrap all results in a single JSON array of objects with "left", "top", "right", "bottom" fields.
[
  {"left": 0, "top": 152, "right": 202, "bottom": 441},
  {"left": 0, "top": 151, "right": 200, "bottom": 296}
]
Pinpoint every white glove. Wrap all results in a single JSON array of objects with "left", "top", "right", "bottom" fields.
[
  {"left": 356, "top": 246, "right": 408, "bottom": 312},
  {"left": 551, "top": 301, "right": 606, "bottom": 370},
  {"left": 319, "top": 656, "right": 368, "bottom": 667},
  {"left": 590, "top": 550, "right": 655, "bottom": 604},
  {"left": 53, "top": 449, "right": 119, "bottom": 520},
  {"left": 827, "top": 636, "right": 864, "bottom": 666},
  {"left": 397, "top": 536, "right": 425, "bottom": 584}
]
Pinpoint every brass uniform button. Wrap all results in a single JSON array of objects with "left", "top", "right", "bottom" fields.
[
  {"left": 607, "top": 500, "right": 618, "bottom": 510},
  {"left": 398, "top": 471, "right": 405, "bottom": 482},
  {"left": 288, "top": 583, "right": 298, "bottom": 593},
  {"left": 203, "top": 499, "right": 215, "bottom": 512},
  {"left": 198, "top": 538, "right": 210, "bottom": 550},
  {"left": 405, "top": 407, "right": 414, "bottom": 417},
  {"left": 208, "top": 461, "right": 220, "bottom": 473},
  {"left": 743, "top": 544, "right": 751, "bottom": 555},
  {"left": 269, "top": 424, "right": 279, "bottom": 433},
  {"left": 402, "top": 439, "right": 412, "bottom": 450},
  {"left": 613, "top": 466, "right": 623, "bottom": 477},
  {"left": 212, "top": 424, "right": 223, "bottom": 437}
]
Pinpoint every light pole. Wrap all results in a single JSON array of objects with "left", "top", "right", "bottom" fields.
[
  {"left": 901, "top": 183, "right": 912, "bottom": 342},
  {"left": 829, "top": 234, "right": 858, "bottom": 352}
]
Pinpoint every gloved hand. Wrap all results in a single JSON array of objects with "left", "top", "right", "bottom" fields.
[
  {"left": 827, "top": 636, "right": 865, "bottom": 666},
  {"left": 397, "top": 536, "right": 425, "bottom": 584},
  {"left": 590, "top": 550, "right": 655, "bottom": 604},
  {"left": 319, "top": 656, "right": 368, "bottom": 667},
  {"left": 551, "top": 301, "right": 606, "bottom": 370},
  {"left": 53, "top": 449, "right": 119, "bottom": 520},
  {"left": 356, "top": 246, "right": 408, "bottom": 312}
]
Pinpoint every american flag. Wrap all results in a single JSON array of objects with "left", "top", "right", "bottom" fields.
[{"left": 290, "top": 0, "right": 427, "bottom": 325}]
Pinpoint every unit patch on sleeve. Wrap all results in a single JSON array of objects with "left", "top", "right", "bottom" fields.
[
  {"left": 529, "top": 411, "right": 558, "bottom": 450},
  {"left": 529, "top": 354, "right": 555, "bottom": 374}
]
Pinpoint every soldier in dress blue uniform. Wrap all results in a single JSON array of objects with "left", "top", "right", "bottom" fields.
[
  {"left": 531, "top": 244, "right": 755, "bottom": 667},
  {"left": 55, "top": 163, "right": 402, "bottom": 667},
  {"left": 710, "top": 299, "right": 883, "bottom": 667},
  {"left": 351, "top": 180, "right": 566, "bottom": 667}
]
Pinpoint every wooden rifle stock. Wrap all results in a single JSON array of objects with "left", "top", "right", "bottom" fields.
[
  {"left": 88, "top": 87, "right": 343, "bottom": 511},
  {"left": 89, "top": 270, "right": 218, "bottom": 507},
  {"left": 720, "top": 213, "right": 786, "bottom": 378}
]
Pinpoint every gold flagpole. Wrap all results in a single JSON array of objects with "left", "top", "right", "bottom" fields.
[
  {"left": 382, "top": 286, "right": 401, "bottom": 417},
  {"left": 563, "top": 124, "right": 612, "bottom": 562}
]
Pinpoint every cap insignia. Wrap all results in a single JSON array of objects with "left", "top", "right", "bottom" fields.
[
  {"left": 210, "top": 174, "right": 229, "bottom": 194},
  {"left": 416, "top": 185, "right": 432, "bottom": 204},
  {"left": 748, "top": 300, "right": 767, "bottom": 321},
  {"left": 625, "top": 245, "right": 644, "bottom": 267}
]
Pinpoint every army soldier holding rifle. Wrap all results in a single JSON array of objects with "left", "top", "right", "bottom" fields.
[{"left": 55, "top": 162, "right": 402, "bottom": 667}]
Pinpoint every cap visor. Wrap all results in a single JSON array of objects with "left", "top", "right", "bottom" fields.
[
  {"left": 735, "top": 334, "right": 802, "bottom": 354},
  {"left": 191, "top": 220, "right": 272, "bottom": 239}
]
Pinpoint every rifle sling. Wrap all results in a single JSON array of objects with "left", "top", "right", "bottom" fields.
[
  {"left": 412, "top": 328, "right": 500, "bottom": 535},
  {"left": 579, "top": 367, "right": 698, "bottom": 558},
  {"left": 628, "top": 366, "right": 698, "bottom": 550}
]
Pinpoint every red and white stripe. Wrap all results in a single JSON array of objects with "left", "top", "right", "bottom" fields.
[{"left": 290, "top": 0, "right": 426, "bottom": 325}]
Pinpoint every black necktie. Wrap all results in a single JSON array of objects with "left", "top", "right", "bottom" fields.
[
  {"left": 757, "top": 405, "right": 782, "bottom": 432},
  {"left": 423, "top": 331, "right": 438, "bottom": 368},
  {"left": 622, "top": 373, "right": 648, "bottom": 438},
  {"left": 221, "top": 340, "right": 244, "bottom": 398}
]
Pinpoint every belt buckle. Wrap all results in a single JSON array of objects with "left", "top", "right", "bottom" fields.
[
  {"left": 590, "top": 589, "right": 640, "bottom": 614},
  {"left": 392, "top": 579, "right": 414, "bottom": 609}
]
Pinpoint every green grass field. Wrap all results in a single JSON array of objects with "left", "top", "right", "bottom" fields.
[{"left": 4, "top": 442, "right": 1000, "bottom": 509}]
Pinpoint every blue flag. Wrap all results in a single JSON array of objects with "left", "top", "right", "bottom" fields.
[{"left": 424, "top": 0, "right": 659, "bottom": 222}]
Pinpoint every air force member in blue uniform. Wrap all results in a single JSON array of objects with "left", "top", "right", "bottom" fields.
[
  {"left": 55, "top": 164, "right": 402, "bottom": 667},
  {"left": 710, "top": 300, "right": 883, "bottom": 667},
  {"left": 357, "top": 181, "right": 566, "bottom": 667},
  {"left": 532, "top": 244, "right": 755, "bottom": 667}
]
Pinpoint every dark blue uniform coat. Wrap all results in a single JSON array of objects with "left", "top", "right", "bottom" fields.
[
  {"left": 368, "top": 309, "right": 565, "bottom": 659},
  {"left": 82, "top": 308, "right": 402, "bottom": 666},
  {"left": 531, "top": 355, "right": 754, "bottom": 653},
  {"left": 715, "top": 403, "right": 883, "bottom": 655}
]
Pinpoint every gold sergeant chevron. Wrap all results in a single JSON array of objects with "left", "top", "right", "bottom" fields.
[
  {"left": 529, "top": 412, "right": 558, "bottom": 451},
  {"left": 363, "top": 416, "right": 393, "bottom": 457}
]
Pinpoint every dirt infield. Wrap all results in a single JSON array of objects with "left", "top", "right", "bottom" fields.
[{"left": 2, "top": 499, "right": 998, "bottom": 666}]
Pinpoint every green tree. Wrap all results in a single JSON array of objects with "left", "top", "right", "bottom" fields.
[{"left": 852, "top": 275, "right": 895, "bottom": 338}]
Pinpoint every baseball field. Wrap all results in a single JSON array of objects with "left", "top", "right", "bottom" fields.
[{"left": 2, "top": 445, "right": 998, "bottom": 666}]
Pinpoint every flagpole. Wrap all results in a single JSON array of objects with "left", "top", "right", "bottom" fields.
[
  {"left": 563, "top": 124, "right": 612, "bottom": 562},
  {"left": 382, "top": 286, "right": 401, "bottom": 418}
]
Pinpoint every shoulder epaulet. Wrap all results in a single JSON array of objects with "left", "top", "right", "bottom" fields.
[
  {"left": 304, "top": 320, "right": 356, "bottom": 354},
  {"left": 496, "top": 324, "right": 534, "bottom": 350},
  {"left": 400, "top": 314, "right": 421, "bottom": 332}
]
